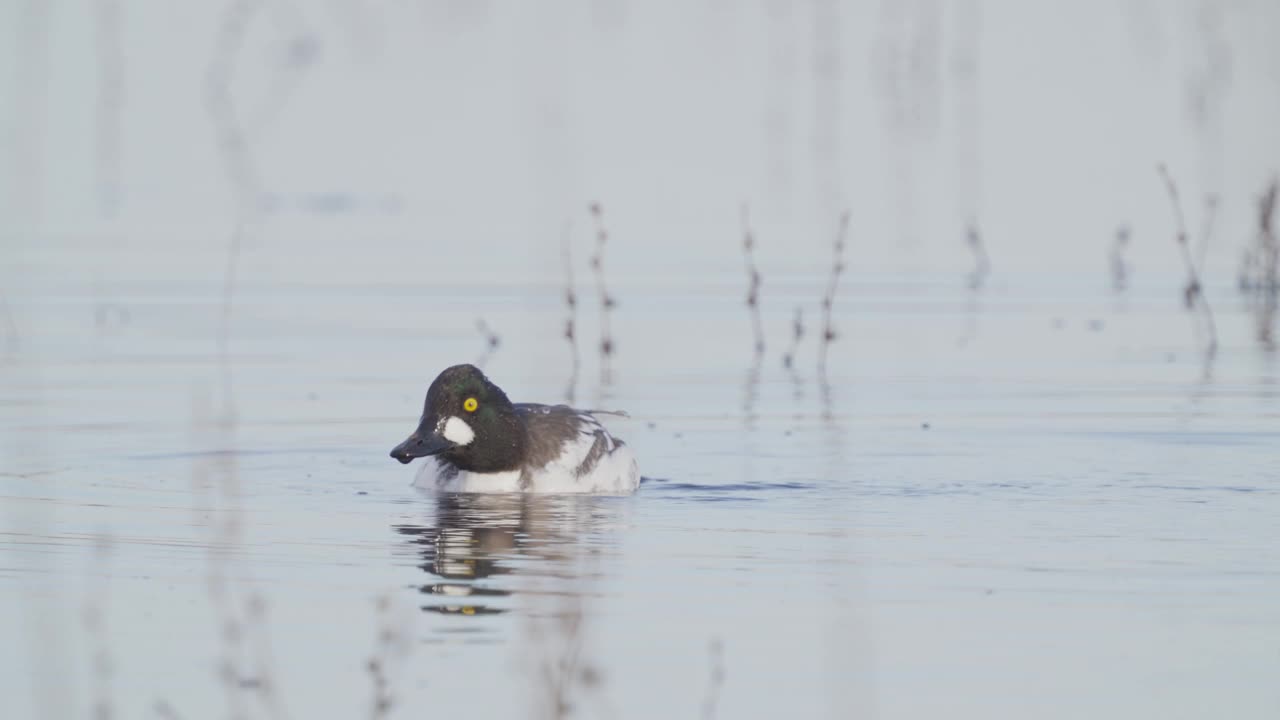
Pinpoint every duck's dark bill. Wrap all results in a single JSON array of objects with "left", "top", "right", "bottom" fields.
[{"left": 390, "top": 431, "right": 451, "bottom": 464}]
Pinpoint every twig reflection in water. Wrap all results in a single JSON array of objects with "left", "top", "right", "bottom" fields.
[
  {"left": 957, "top": 279, "right": 983, "bottom": 349},
  {"left": 83, "top": 534, "right": 115, "bottom": 720},
  {"left": 742, "top": 355, "right": 762, "bottom": 429},
  {"left": 201, "top": 17, "right": 288, "bottom": 688},
  {"left": 782, "top": 307, "right": 806, "bottom": 403},
  {"left": 394, "top": 495, "right": 614, "bottom": 718},
  {"left": 529, "top": 498, "right": 610, "bottom": 720},
  {"left": 366, "top": 595, "right": 413, "bottom": 720},
  {"left": 191, "top": 392, "right": 285, "bottom": 720},
  {"left": 701, "top": 637, "right": 725, "bottom": 720}
]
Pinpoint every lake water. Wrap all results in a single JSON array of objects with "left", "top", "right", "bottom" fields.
[
  {"left": 3, "top": 231, "right": 1277, "bottom": 719},
  {"left": 4, "top": 1, "right": 1280, "bottom": 717}
]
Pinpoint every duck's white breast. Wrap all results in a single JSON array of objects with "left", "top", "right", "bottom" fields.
[{"left": 413, "top": 461, "right": 525, "bottom": 492}]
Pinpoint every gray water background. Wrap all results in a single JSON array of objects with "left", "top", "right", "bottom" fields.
[{"left": 3, "top": 2, "right": 1279, "bottom": 718}]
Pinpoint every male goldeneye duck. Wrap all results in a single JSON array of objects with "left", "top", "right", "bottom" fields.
[{"left": 390, "top": 364, "right": 640, "bottom": 494}]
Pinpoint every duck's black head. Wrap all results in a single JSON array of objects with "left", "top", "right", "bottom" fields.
[{"left": 390, "top": 364, "right": 527, "bottom": 473}]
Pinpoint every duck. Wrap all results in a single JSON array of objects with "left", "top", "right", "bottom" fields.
[{"left": 390, "top": 364, "right": 640, "bottom": 494}]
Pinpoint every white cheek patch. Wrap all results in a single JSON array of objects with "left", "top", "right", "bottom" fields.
[{"left": 440, "top": 416, "right": 476, "bottom": 446}]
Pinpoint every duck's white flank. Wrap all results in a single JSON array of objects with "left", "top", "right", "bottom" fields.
[{"left": 413, "top": 420, "right": 640, "bottom": 494}]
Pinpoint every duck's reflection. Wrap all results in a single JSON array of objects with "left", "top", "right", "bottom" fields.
[
  {"left": 393, "top": 493, "right": 609, "bottom": 617},
  {"left": 397, "top": 493, "right": 624, "bottom": 710}
]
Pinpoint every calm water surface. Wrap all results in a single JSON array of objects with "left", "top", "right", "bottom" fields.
[{"left": 2, "top": 242, "right": 1278, "bottom": 719}]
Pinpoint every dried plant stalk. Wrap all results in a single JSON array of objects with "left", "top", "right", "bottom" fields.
[
  {"left": 817, "top": 211, "right": 851, "bottom": 378},
  {"left": 475, "top": 318, "right": 501, "bottom": 369},
  {"left": 1110, "top": 224, "right": 1131, "bottom": 292},
  {"left": 740, "top": 205, "right": 765, "bottom": 356},
  {"left": 561, "top": 222, "right": 579, "bottom": 400},
  {"left": 1248, "top": 177, "right": 1278, "bottom": 346},
  {"left": 782, "top": 306, "right": 805, "bottom": 369},
  {"left": 588, "top": 203, "right": 616, "bottom": 358},
  {"left": 965, "top": 221, "right": 989, "bottom": 291},
  {"left": 1157, "top": 164, "right": 1218, "bottom": 359}
]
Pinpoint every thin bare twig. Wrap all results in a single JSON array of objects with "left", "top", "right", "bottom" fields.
[
  {"left": 1157, "top": 164, "right": 1218, "bottom": 360},
  {"left": 965, "top": 221, "right": 989, "bottom": 291},
  {"left": 1195, "top": 194, "right": 1220, "bottom": 272},
  {"left": 206, "top": 1, "right": 261, "bottom": 364},
  {"left": 1238, "top": 245, "right": 1257, "bottom": 292},
  {"left": 475, "top": 319, "right": 501, "bottom": 369},
  {"left": 740, "top": 205, "right": 765, "bottom": 356},
  {"left": 205, "top": 0, "right": 260, "bottom": 201},
  {"left": 243, "top": 11, "right": 319, "bottom": 141},
  {"left": 1110, "top": 225, "right": 1131, "bottom": 293},
  {"left": 1248, "top": 177, "right": 1278, "bottom": 346},
  {"left": 153, "top": 700, "right": 183, "bottom": 719},
  {"left": 578, "top": 408, "right": 629, "bottom": 418},
  {"left": 94, "top": 0, "right": 122, "bottom": 216},
  {"left": 561, "top": 222, "right": 579, "bottom": 401},
  {"left": 588, "top": 203, "right": 616, "bottom": 380},
  {"left": 89, "top": 0, "right": 127, "bottom": 334},
  {"left": 817, "top": 211, "right": 851, "bottom": 379},
  {"left": 0, "top": 294, "right": 18, "bottom": 358}
]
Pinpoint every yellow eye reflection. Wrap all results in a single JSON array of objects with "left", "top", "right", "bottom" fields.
[{"left": 463, "top": 397, "right": 478, "bottom": 412}]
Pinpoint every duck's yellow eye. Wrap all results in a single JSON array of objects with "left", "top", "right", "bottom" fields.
[{"left": 463, "top": 397, "right": 478, "bottom": 412}]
